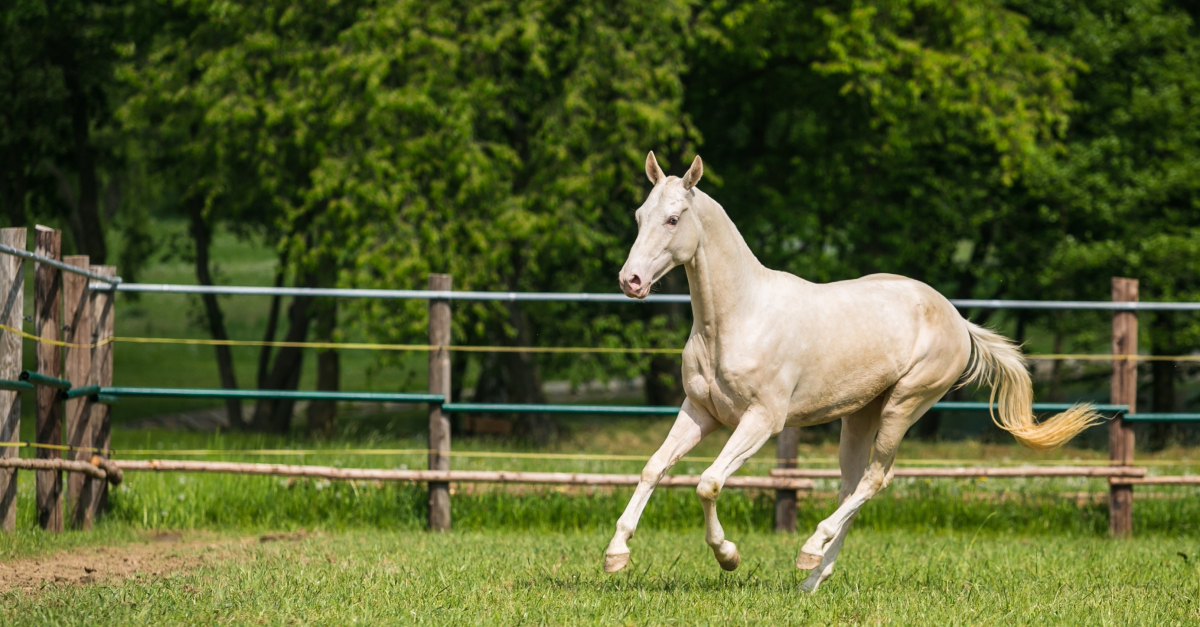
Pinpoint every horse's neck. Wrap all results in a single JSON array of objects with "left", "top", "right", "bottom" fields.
[{"left": 684, "top": 191, "right": 763, "bottom": 337}]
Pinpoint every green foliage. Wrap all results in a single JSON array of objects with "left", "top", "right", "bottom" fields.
[
  {"left": 12, "top": 0, "right": 1200, "bottom": 409},
  {"left": 117, "top": 0, "right": 697, "bottom": 390},
  {"left": 1012, "top": 0, "right": 1200, "bottom": 350},
  {"left": 687, "top": 0, "right": 1076, "bottom": 298},
  {"left": 0, "top": 0, "right": 156, "bottom": 270}
]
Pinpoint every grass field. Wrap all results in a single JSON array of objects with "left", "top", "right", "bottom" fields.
[
  {"left": 2, "top": 424, "right": 1200, "bottom": 624},
  {"left": 4, "top": 528, "right": 1199, "bottom": 625}
]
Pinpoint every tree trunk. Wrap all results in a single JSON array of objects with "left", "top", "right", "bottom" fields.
[
  {"left": 1048, "top": 332, "right": 1065, "bottom": 402},
  {"left": 188, "top": 204, "right": 242, "bottom": 426},
  {"left": 257, "top": 264, "right": 286, "bottom": 389},
  {"left": 1149, "top": 313, "right": 1179, "bottom": 451},
  {"left": 306, "top": 296, "right": 338, "bottom": 439},
  {"left": 449, "top": 352, "right": 469, "bottom": 434},
  {"left": 502, "top": 302, "right": 556, "bottom": 445},
  {"left": 61, "top": 67, "right": 106, "bottom": 262},
  {"left": 252, "top": 273, "right": 316, "bottom": 434},
  {"left": 1, "top": 168, "right": 26, "bottom": 226}
]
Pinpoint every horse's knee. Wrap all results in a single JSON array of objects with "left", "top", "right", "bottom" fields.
[
  {"left": 640, "top": 462, "right": 666, "bottom": 484},
  {"left": 696, "top": 473, "right": 721, "bottom": 501}
]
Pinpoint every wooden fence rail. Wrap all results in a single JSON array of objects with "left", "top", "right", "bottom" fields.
[
  {"left": 772, "top": 466, "right": 1147, "bottom": 479},
  {"left": 111, "top": 460, "right": 815, "bottom": 490}
]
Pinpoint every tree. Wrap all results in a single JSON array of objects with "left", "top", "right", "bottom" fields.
[
  {"left": 685, "top": 0, "right": 1074, "bottom": 296},
  {"left": 1010, "top": 0, "right": 1200, "bottom": 447},
  {"left": 119, "top": 0, "right": 696, "bottom": 437},
  {"left": 0, "top": 0, "right": 157, "bottom": 266}
]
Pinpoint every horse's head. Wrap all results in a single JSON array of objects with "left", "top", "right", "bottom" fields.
[{"left": 619, "top": 151, "right": 704, "bottom": 299}]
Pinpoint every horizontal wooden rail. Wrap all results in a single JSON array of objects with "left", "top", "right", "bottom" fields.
[
  {"left": 114, "top": 460, "right": 814, "bottom": 490},
  {"left": 1109, "top": 476, "right": 1200, "bottom": 485},
  {"left": 771, "top": 466, "right": 1147, "bottom": 479},
  {"left": 0, "top": 458, "right": 107, "bottom": 481}
]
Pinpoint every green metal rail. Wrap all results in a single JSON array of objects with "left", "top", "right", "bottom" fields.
[
  {"left": 445, "top": 401, "right": 1133, "bottom": 416},
  {"left": 933, "top": 401, "right": 1130, "bottom": 413},
  {"left": 0, "top": 379, "right": 33, "bottom": 393},
  {"left": 1122, "top": 413, "right": 1200, "bottom": 422},
  {"left": 19, "top": 370, "right": 71, "bottom": 390},
  {"left": 64, "top": 385, "right": 100, "bottom": 400},
  {"left": 11, "top": 382, "right": 1200, "bottom": 422},
  {"left": 442, "top": 402, "right": 680, "bottom": 415}
]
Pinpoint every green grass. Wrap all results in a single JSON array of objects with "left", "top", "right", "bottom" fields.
[{"left": 3, "top": 529, "right": 1199, "bottom": 625}]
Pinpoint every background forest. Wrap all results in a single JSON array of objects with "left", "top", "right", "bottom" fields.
[{"left": 4, "top": 0, "right": 1200, "bottom": 445}]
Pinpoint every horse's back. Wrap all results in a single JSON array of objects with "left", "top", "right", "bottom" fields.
[{"left": 763, "top": 272, "right": 971, "bottom": 424}]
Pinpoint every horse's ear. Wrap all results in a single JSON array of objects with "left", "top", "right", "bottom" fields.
[
  {"left": 645, "top": 151, "right": 665, "bottom": 185},
  {"left": 681, "top": 155, "right": 703, "bottom": 190}
]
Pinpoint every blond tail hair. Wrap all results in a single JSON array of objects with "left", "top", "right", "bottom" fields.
[{"left": 960, "top": 322, "right": 1103, "bottom": 451}]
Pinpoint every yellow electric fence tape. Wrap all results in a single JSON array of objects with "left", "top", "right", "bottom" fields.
[
  {"left": 0, "top": 441, "right": 115, "bottom": 455},
  {"left": 4, "top": 323, "right": 1195, "bottom": 359},
  {"left": 0, "top": 323, "right": 676, "bottom": 354}
]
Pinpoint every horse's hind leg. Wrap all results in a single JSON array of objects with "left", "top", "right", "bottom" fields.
[
  {"left": 798, "top": 397, "right": 883, "bottom": 592},
  {"left": 796, "top": 384, "right": 947, "bottom": 586},
  {"left": 605, "top": 399, "right": 719, "bottom": 573}
]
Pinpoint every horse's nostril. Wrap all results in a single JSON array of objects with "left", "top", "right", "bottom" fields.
[{"left": 629, "top": 274, "right": 642, "bottom": 288}]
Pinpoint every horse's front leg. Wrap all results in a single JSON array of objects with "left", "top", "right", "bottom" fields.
[
  {"left": 605, "top": 399, "right": 719, "bottom": 573},
  {"left": 696, "top": 408, "right": 777, "bottom": 571}
]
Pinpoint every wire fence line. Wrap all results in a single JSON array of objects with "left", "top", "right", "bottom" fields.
[
  {"left": 74, "top": 280, "right": 1200, "bottom": 311},
  {"left": 0, "top": 242, "right": 122, "bottom": 285},
  {"left": 3, "top": 243, "right": 1200, "bottom": 309}
]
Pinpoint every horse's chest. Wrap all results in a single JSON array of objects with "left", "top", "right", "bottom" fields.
[{"left": 681, "top": 339, "right": 749, "bottom": 427}]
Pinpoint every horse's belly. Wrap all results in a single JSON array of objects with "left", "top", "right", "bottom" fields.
[{"left": 784, "top": 371, "right": 897, "bottom": 427}]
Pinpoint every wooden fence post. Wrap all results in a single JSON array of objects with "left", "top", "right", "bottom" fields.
[
  {"left": 774, "top": 427, "right": 799, "bottom": 533},
  {"left": 428, "top": 274, "right": 452, "bottom": 531},
  {"left": 34, "top": 226, "right": 62, "bottom": 533},
  {"left": 1110, "top": 277, "right": 1138, "bottom": 538},
  {"left": 63, "top": 256, "right": 94, "bottom": 529},
  {"left": 90, "top": 265, "right": 115, "bottom": 519},
  {"left": 0, "top": 227, "right": 25, "bottom": 533}
]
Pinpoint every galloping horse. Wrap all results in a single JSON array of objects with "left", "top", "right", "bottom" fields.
[{"left": 605, "top": 152, "right": 1101, "bottom": 592}]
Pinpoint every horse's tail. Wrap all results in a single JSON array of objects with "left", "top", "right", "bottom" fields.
[{"left": 960, "top": 321, "right": 1103, "bottom": 451}]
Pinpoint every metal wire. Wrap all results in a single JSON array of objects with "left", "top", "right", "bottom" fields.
[
  {"left": 86, "top": 281, "right": 1200, "bottom": 310},
  {"left": 0, "top": 243, "right": 121, "bottom": 285},
  {"left": 101, "top": 387, "right": 445, "bottom": 403}
]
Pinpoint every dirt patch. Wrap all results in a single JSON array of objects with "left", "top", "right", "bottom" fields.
[
  {"left": 258, "top": 530, "right": 308, "bottom": 543},
  {"left": 0, "top": 531, "right": 244, "bottom": 594}
]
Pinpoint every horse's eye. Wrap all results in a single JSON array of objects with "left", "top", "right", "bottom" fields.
[{"left": 667, "top": 216, "right": 679, "bottom": 226}]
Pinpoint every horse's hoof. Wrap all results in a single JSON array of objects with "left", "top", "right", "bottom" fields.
[
  {"left": 796, "top": 551, "right": 822, "bottom": 571},
  {"left": 604, "top": 552, "right": 630, "bottom": 573},
  {"left": 715, "top": 541, "right": 740, "bottom": 571}
]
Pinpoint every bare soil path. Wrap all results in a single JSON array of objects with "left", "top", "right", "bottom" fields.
[{"left": 0, "top": 530, "right": 304, "bottom": 594}]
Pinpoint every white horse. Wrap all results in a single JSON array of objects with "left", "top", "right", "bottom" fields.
[{"left": 605, "top": 152, "right": 1101, "bottom": 592}]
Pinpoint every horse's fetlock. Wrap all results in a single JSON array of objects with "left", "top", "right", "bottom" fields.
[{"left": 696, "top": 475, "right": 721, "bottom": 500}]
